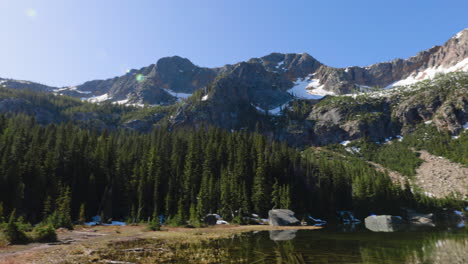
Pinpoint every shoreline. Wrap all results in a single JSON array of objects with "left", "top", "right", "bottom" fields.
[{"left": 0, "top": 224, "right": 321, "bottom": 263}]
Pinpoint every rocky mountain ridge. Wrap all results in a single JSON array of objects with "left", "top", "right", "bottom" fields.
[{"left": 1, "top": 29, "right": 466, "bottom": 107}]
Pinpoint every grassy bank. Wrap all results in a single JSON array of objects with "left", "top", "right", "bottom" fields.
[{"left": 0, "top": 225, "right": 320, "bottom": 264}]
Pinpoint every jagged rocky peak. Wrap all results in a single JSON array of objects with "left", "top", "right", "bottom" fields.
[
  {"left": 427, "top": 28, "right": 467, "bottom": 69},
  {"left": 70, "top": 55, "right": 218, "bottom": 105},
  {"left": 210, "top": 61, "right": 293, "bottom": 108},
  {"left": 151, "top": 56, "right": 217, "bottom": 94},
  {"left": 2, "top": 29, "right": 466, "bottom": 105},
  {"left": 248, "top": 52, "right": 322, "bottom": 80},
  {"left": 305, "top": 29, "right": 468, "bottom": 94}
]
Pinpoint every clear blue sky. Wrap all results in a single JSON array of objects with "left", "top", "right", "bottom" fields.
[{"left": 0, "top": 0, "right": 466, "bottom": 87}]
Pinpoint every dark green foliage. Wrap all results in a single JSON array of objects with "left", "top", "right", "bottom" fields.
[
  {"left": 78, "top": 204, "right": 86, "bottom": 224},
  {"left": 56, "top": 187, "right": 73, "bottom": 229},
  {"left": 360, "top": 140, "right": 423, "bottom": 177},
  {"left": 326, "top": 138, "right": 423, "bottom": 177},
  {"left": 4, "top": 210, "right": 29, "bottom": 244},
  {"left": 188, "top": 203, "right": 201, "bottom": 227},
  {"left": 33, "top": 224, "right": 57, "bottom": 242},
  {"left": 0, "top": 113, "right": 463, "bottom": 228},
  {"left": 0, "top": 87, "right": 136, "bottom": 127},
  {"left": 148, "top": 219, "right": 161, "bottom": 231},
  {"left": 284, "top": 100, "right": 313, "bottom": 121},
  {"left": 272, "top": 180, "right": 291, "bottom": 209},
  {"left": 403, "top": 125, "right": 468, "bottom": 166},
  {"left": 147, "top": 212, "right": 161, "bottom": 231},
  {"left": 0, "top": 202, "right": 4, "bottom": 223}
]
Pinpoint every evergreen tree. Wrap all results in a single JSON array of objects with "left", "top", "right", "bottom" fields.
[
  {"left": 4, "top": 210, "right": 29, "bottom": 244},
  {"left": 189, "top": 203, "right": 201, "bottom": 227},
  {"left": 252, "top": 152, "right": 270, "bottom": 216},
  {"left": 0, "top": 202, "right": 4, "bottom": 223},
  {"left": 55, "top": 187, "right": 73, "bottom": 229},
  {"left": 78, "top": 203, "right": 86, "bottom": 224},
  {"left": 279, "top": 185, "right": 291, "bottom": 209}
]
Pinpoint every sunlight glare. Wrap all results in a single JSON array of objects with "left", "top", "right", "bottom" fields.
[
  {"left": 136, "top": 74, "right": 145, "bottom": 82},
  {"left": 25, "top": 8, "right": 37, "bottom": 18}
]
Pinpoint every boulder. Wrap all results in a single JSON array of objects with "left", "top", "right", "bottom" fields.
[
  {"left": 203, "top": 215, "right": 217, "bottom": 226},
  {"left": 268, "top": 209, "right": 300, "bottom": 226},
  {"left": 364, "top": 215, "right": 405, "bottom": 232},
  {"left": 269, "top": 230, "right": 298, "bottom": 241}
]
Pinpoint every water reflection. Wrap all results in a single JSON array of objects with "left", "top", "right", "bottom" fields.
[
  {"left": 337, "top": 222, "right": 361, "bottom": 232},
  {"left": 269, "top": 229, "right": 298, "bottom": 241},
  {"left": 210, "top": 226, "right": 468, "bottom": 264}
]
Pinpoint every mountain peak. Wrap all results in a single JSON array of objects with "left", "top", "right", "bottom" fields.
[
  {"left": 156, "top": 55, "right": 196, "bottom": 69},
  {"left": 453, "top": 28, "right": 468, "bottom": 39}
]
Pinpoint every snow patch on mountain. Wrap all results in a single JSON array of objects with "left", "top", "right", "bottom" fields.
[
  {"left": 115, "top": 98, "right": 130, "bottom": 105},
  {"left": 86, "top": 93, "right": 111, "bottom": 103},
  {"left": 251, "top": 102, "right": 288, "bottom": 116},
  {"left": 288, "top": 78, "right": 334, "bottom": 99},
  {"left": 54, "top": 86, "right": 92, "bottom": 94},
  {"left": 163, "top": 89, "right": 192, "bottom": 100},
  {"left": 387, "top": 57, "right": 468, "bottom": 88},
  {"left": 276, "top": 60, "right": 284, "bottom": 69},
  {"left": 340, "top": 140, "right": 351, "bottom": 146},
  {"left": 454, "top": 28, "right": 467, "bottom": 39}
]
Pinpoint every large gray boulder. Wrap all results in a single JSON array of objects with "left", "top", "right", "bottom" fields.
[
  {"left": 268, "top": 209, "right": 300, "bottom": 226},
  {"left": 364, "top": 215, "right": 405, "bottom": 232},
  {"left": 269, "top": 230, "right": 298, "bottom": 241}
]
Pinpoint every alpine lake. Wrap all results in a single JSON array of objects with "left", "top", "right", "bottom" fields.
[
  {"left": 180, "top": 223, "right": 468, "bottom": 264},
  {"left": 92, "top": 220, "right": 467, "bottom": 264}
]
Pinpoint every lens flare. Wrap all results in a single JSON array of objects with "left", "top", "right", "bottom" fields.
[
  {"left": 136, "top": 74, "right": 145, "bottom": 82},
  {"left": 25, "top": 8, "right": 37, "bottom": 18}
]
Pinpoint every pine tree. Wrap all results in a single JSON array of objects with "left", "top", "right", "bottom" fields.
[
  {"left": 55, "top": 186, "right": 73, "bottom": 229},
  {"left": 252, "top": 152, "right": 269, "bottom": 216},
  {"left": 172, "top": 198, "right": 186, "bottom": 226},
  {"left": 0, "top": 202, "right": 4, "bottom": 223},
  {"left": 4, "top": 209, "right": 29, "bottom": 244},
  {"left": 148, "top": 211, "right": 160, "bottom": 231},
  {"left": 189, "top": 203, "right": 200, "bottom": 227},
  {"left": 279, "top": 185, "right": 291, "bottom": 209},
  {"left": 78, "top": 203, "right": 86, "bottom": 224}
]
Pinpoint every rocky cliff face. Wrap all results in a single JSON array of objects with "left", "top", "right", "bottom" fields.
[
  {"left": 289, "top": 72, "right": 468, "bottom": 146},
  {"left": 168, "top": 62, "right": 294, "bottom": 129}
]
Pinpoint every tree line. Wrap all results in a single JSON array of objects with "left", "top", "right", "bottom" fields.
[{"left": 0, "top": 114, "right": 462, "bottom": 227}]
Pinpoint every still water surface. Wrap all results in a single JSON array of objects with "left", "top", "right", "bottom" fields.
[{"left": 206, "top": 225, "right": 468, "bottom": 264}]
